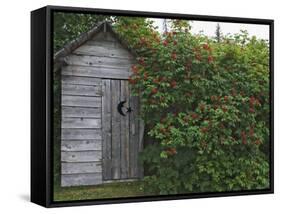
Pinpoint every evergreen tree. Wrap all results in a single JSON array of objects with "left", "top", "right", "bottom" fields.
[{"left": 215, "top": 23, "right": 222, "bottom": 42}]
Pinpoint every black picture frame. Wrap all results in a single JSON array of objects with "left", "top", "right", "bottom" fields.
[{"left": 31, "top": 5, "right": 274, "bottom": 208}]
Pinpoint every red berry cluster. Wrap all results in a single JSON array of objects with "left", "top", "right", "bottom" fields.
[
  {"left": 249, "top": 96, "right": 260, "bottom": 113},
  {"left": 153, "top": 78, "right": 160, "bottom": 84},
  {"left": 221, "top": 106, "right": 227, "bottom": 113},
  {"left": 202, "top": 43, "right": 214, "bottom": 64},
  {"left": 195, "top": 53, "right": 202, "bottom": 61},
  {"left": 151, "top": 87, "right": 158, "bottom": 94},
  {"left": 131, "top": 65, "right": 139, "bottom": 74},
  {"left": 166, "top": 147, "right": 177, "bottom": 156},
  {"left": 224, "top": 96, "right": 229, "bottom": 102},
  {"left": 199, "top": 103, "right": 205, "bottom": 112},
  {"left": 200, "top": 127, "right": 208, "bottom": 133},
  {"left": 210, "top": 95, "right": 229, "bottom": 113},
  {"left": 143, "top": 72, "right": 148, "bottom": 80},
  {"left": 138, "top": 57, "right": 145, "bottom": 65},
  {"left": 191, "top": 113, "right": 198, "bottom": 120},
  {"left": 139, "top": 37, "right": 146, "bottom": 45},
  {"left": 208, "top": 56, "right": 214, "bottom": 63},
  {"left": 170, "top": 80, "right": 177, "bottom": 88},
  {"left": 211, "top": 95, "right": 216, "bottom": 102},
  {"left": 241, "top": 131, "right": 247, "bottom": 145},
  {"left": 171, "top": 51, "right": 177, "bottom": 60},
  {"left": 202, "top": 43, "right": 211, "bottom": 51},
  {"left": 128, "top": 76, "right": 137, "bottom": 85}
]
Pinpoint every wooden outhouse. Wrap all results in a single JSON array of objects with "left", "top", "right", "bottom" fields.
[{"left": 54, "top": 22, "right": 144, "bottom": 186}]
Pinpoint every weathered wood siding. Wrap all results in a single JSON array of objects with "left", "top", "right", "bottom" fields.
[
  {"left": 61, "top": 27, "right": 142, "bottom": 187},
  {"left": 61, "top": 75, "right": 103, "bottom": 186}
]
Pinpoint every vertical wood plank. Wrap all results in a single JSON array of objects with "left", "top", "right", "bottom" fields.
[
  {"left": 120, "top": 80, "right": 130, "bottom": 179},
  {"left": 129, "top": 90, "right": 140, "bottom": 178},
  {"left": 102, "top": 79, "right": 112, "bottom": 180},
  {"left": 138, "top": 117, "right": 145, "bottom": 178},
  {"left": 111, "top": 80, "right": 121, "bottom": 179}
]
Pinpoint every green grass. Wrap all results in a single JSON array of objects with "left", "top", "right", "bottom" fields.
[{"left": 54, "top": 181, "right": 150, "bottom": 201}]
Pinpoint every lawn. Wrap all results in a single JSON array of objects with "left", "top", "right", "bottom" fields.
[{"left": 53, "top": 181, "right": 148, "bottom": 201}]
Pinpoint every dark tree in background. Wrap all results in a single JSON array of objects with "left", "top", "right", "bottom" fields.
[
  {"left": 53, "top": 12, "right": 110, "bottom": 52},
  {"left": 215, "top": 23, "right": 222, "bottom": 42}
]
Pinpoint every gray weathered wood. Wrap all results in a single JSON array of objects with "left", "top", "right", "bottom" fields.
[
  {"left": 61, "top": 95, "right": 101, "bottom": 108},
  {"left": 62, "top": 162, "right": 102, "bottom": 174},
  {"left": 62, "top": 75, "right": 102, "bottom": 86},
  {"left": 111, "top": 80, "right": 121, "bottom": 179},
  {"left": 61, "top": 173, "right": 102, "bottom": 187},
  {"left": 74, "top": 45, "right": 132, "bottom": 59},
  {"left": 61, "top": 129, "right": 101, "bottom": 140},
  {"left": 62, "top": 65, "right": 131, "bottom": 80},
  {"left": 120, "top": 80, "right": 130, "bottom": 179},
  {"left": 86, "top": 40, "right": 123, "bottom": 49},
  {"left": 59, "top": 23, "right": 145, "bottom": 186},
  {"left": 102, "top": 178, "right": 138, "bottom": 184},
  {"left": 61, "top": 140, "right": 102, "bottom": 151},
  {"left": 138, "top": 119, "right": 145, "bottom": 178},
  {"left": 92, "top": 31, "right": 117, "bottom": 42},
  {"left": 62, "top": 106, "right": 101, "bottom": 118},
  {"left": 64, "top": 54, "right": 132, "bottom": 68},
  {"left": 102, "top": 79, "right": 112, "bottom": 180},
  {"left": 61, "top": 151, "right": 102, "bottom": 162},
  {"left": 129, "top": 94, "right": 140, "bottom": 178},
  {"left": 62, "top": 84, "right": 102, "bottom": 96},
  {"left": 62, "top": 118, "right": 101, "bottom": 129}
]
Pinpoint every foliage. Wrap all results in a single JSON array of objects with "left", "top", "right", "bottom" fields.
[
  {"left": 115, "top": 19, "right": 270, "bottom": 194},
  {"left": 53, "top": 12, "right": 109, "bottom": 52},
  {"left": 113, "top": 16, "right": 160, "bottom": 55},
  {"left": 52, "top": 14, "right": 270, "bottom": 195}
]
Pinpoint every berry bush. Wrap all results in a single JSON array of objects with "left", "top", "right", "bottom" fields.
[{"left": 114, "top": 19, "right": 270, "bottom": 194}]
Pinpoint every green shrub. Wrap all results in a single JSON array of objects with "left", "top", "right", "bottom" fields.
[{"left": 115, "top": 19, "right": 270, "bottom": 194}]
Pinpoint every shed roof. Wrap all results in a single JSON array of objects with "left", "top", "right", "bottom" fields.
[{"left": 54, "top": 21, "right": 137, "bottom": 69}]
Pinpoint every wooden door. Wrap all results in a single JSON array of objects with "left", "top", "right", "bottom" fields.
[{"left": 102, "top": 79, "right": 143, "bottom": 181}]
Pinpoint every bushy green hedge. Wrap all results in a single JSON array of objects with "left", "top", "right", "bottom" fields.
[{"left": 115, "top": 19, "right": 270, "bottom": 194}]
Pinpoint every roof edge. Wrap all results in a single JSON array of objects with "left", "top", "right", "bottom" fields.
[
  {"left": 53, "top": 21, "right": 106, "bottom": 63},
  {"left": 53, "top": 21, "right": 137, "bottom": 66}
]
